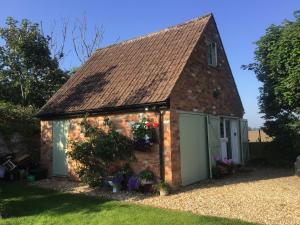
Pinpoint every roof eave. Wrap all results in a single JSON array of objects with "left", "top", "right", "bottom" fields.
[{"left": 36, "top": 100, "right": 170, "bottom": 120}]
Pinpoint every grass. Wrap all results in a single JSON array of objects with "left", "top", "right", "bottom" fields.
[{"left": 0, "top": 182, "right": 259, "bottom": 225}]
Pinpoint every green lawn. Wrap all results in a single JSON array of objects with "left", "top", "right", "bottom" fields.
[{"left": 0, "top": 182, "right": 258, "bottom": 225}]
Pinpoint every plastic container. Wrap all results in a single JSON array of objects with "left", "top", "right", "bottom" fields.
[{"left": 27, "top": 175, "right": 35, "bottom": 182}]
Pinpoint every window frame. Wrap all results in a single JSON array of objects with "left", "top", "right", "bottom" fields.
[{"left": 207, "top": 41, "right": 217, "bottom": 67}]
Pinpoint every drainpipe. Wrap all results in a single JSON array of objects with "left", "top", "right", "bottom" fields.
[{"left": 158, "top": 110, "right": 165, "bottom": 181}]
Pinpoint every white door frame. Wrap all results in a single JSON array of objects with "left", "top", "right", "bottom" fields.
[
  {"left": 230, "top": 120, "right": 241, "bottom": 164},
  {"left": 220, "top": 118, "right": 241, "bottom": 164}
]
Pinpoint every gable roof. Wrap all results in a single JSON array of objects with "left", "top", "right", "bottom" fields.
[{"left": 37, "top": 14, "right": 212, "bottom": 117}]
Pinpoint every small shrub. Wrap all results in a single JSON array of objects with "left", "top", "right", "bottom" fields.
[
  {"left": 153, "top": 181, "right": 170, "bottom": 196},
  {"left": 153, "top": 181, "right": 169, "bottom": 191},
  {"left": 212, "top": 157, "right": 235, "bottom": 178},
  {"left": 77, "top": 165, "right": 104, "bottom": 187},
  {"left": 212, "top": 165, "right": 226, "bottom": 179},
  {"left": 139, "top": 169, "right": 154, "bottom": 181}
]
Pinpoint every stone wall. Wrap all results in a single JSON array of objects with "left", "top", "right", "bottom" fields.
[
  {"left": 0, "top": 132, "right": 40, "bottom": 160},
  {"left": 40, "top": 110, "right": 175, "bottom": 184}
]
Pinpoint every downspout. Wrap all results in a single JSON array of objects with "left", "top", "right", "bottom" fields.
[{"left": 158, "top": 110, "right": 165, "bottom": 181}]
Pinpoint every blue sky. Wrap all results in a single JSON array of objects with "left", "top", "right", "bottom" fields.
[{"left": 1, "top": 0, "right": 299, "bottom": 127}]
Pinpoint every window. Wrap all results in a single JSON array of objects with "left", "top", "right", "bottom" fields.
[
  {"left": 220, "top": 118, "right": 224, "bottom": 138},
  {"left": 207, "top": 41, "right": 217, "bottom": 66}
]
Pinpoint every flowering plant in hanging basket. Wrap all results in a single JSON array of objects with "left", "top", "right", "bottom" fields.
[{"left": 131, "top": 118, "right": 159, "bottom": 151}]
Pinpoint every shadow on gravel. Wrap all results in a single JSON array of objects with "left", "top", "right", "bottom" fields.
[{"left": 176, "top": 166, "right": 294, "bottom": 194}]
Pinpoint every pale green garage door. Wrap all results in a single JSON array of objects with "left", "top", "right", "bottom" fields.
[
  {"left": 52, "top": 120, "right": 69, "bottom": 176},
  {"left": 179, "top": 113, "right": 208, "bottom": 186}
]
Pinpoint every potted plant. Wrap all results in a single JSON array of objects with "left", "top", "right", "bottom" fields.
[
  {"left": 127, "top": 176, "right": 140, "bottom": 192},
  {"left": 212, "top": 156, "right": 235, "bottom": 178},
  {"left": 108, "top": 174, "right": 123, "bottom": 193},
  {"left": 153, "top": 181, "right": 170, "bottom": 196},
  {"left": 118, "top": 163, "right": 134, "bottom": 190},
  {"left": 131, "top": 118, "right": 159, "bottom": 151},
  {"left": 139, "top": 169, "right": 154, "bottom": 185}
]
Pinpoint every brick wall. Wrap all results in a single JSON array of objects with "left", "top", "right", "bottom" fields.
[
  {"left": 170, "top": 18, "right": 244, "bottom": 116},
  {"left": 168, "top": 17, "right": 244, "bottom": 185},
  {"left": 40, "top": 120, "right": 53, "bottom": 175},
  {"left": 40, "top": 111, "right": 175, "bottom": 184}
]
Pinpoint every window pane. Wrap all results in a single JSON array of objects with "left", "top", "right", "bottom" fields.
[
  {"left": 220, "top": 119, "right": 224, "bottom": 138},
  {"left": 207, "top": 43, "right": 212, "bottom": 65},
  {"left": 207, "top": 42, "right": 217, "bottom": 66}
]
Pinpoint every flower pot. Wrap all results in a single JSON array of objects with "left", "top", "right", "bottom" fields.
[
  {"left": 108, "top": 181, "right": 120, "bottom": 193},
  {"left": 141, "top": 179, "right": 153, "bottom": 185},
  {"left": 112, "top": 186, "right": 120, "bottom": 193},
  {"left": 159, "top": 189, "right": 169, "bottom": 196}
]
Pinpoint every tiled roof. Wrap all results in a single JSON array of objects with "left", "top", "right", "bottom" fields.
[{"left": 37, "top": 14, "right": 211, "bottom": 117}]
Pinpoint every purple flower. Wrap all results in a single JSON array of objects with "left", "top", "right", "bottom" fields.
[
  {"left": 112, "top": 175, "right": 123, "bottom": 186},
  {"left": 223, "top": 158, "right": 233, "bottom": 165},
  {"left": 127, "top": 176, "right": 139, "bottom": 191},
  {"left": 213, "top": 155, "right": 221, "bottom": 161}
]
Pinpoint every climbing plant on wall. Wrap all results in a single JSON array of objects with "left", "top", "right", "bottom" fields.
[{"left": 68, "top": 117, "right": 135, "bottom": 187}]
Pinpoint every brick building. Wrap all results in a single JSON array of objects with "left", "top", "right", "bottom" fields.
[{"left": 37, "top": 13, "right": 248, "bottom": 187}]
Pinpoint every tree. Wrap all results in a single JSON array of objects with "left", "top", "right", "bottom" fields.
[
  {"left": 72, "top": 15, "right": 104, "bottom": 63},
  {"left": 243, "top": 11, "right": 300, "bottom": 160},
  {"left": 0, "top": 17, "right": 69, "bottom": 107},
  {"left": 40, "top": 15, "right": 104, "bottom": 64}
]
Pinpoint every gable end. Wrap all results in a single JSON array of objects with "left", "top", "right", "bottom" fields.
[{"left": 170, "top": 15, "right": 244, "bottom": 117}]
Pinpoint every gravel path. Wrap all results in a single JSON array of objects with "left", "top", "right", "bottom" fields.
[{"left": 34, "top": 167, "right": 300, "bottom": 225}]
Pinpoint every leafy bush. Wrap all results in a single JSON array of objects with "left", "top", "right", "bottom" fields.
[
  {"left": 68, "top": 117, "right": 134, "bottom": 187},
  {"left": 0, "top": 101, "right": 39, "bottom": 135},
  {"left": 0, "top": 101, "right": 39, "bottom": 160},
  {"left": 153, "top": 181, "right": 169, "bottom": 192},
  {"left": 139, "top": 169, "right": 154, "bottom": 181},
  {"left": 77, "top": 165, "right": 104, "bottom": 187}
]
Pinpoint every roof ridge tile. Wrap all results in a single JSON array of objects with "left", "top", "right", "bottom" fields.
[{"left": 96, "top": 13, "right": 212, "bottom": 51}]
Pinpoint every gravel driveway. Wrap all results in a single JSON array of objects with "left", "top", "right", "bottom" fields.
[{"left": 34, "top": 167, "right": 300, "bottom": 225}]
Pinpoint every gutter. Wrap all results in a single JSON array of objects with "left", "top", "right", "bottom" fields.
[
  {"left": 37, "top": 100, "right": 168, "bottom": 181},
  {"left": 36, "top": 100, "right": 169, "bottom": 120}
]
